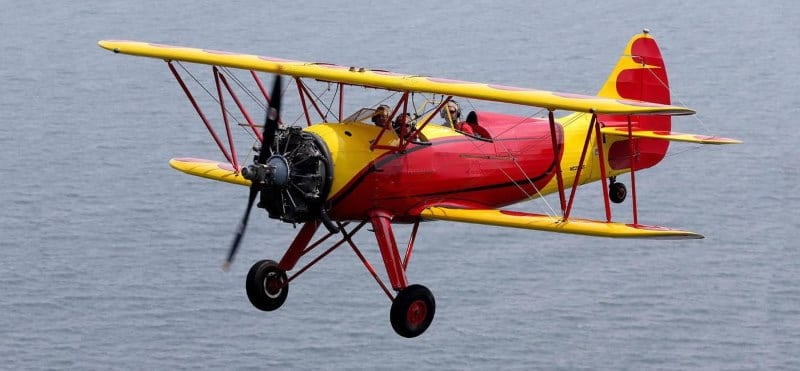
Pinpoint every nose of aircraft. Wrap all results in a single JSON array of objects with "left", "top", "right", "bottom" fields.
[{"left": 242, "top": 126, "right": 333, "bottom": 224}]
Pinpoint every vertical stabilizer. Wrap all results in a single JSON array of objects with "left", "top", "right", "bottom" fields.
[
  {"left": 597, "top": 31, "right": 671, "bottom": 171},
  {"left": 598, "top": 30, "right": 671, "bottom": 105}
]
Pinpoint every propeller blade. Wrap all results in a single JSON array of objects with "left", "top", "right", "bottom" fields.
[
  {"left": 258, "top": 75, "right": 282, "bottom": 163},
  {"left": 225, "top": 74, "right": 283, "bottom": 271},
  {"left": 223, "top": 185, "right": 259, "bottom": 271}
]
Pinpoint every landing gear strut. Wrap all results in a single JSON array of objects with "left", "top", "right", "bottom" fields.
[{"left": 609, "top": 177, "right": 627, "bottom": 204}]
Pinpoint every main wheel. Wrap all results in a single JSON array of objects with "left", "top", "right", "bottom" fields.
[
  {"left": 390, "top": 284, "right": 435, "bottom": 338},
  {"left": 609, "top": 182, "right": 627, "bottom": 204},
  {"left": 246, "top": 259, "right": 289, "bottom": 311}
]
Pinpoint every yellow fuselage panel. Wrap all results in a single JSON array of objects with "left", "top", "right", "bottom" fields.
[
  {"left": 305, "top": 122, "right": 463, "bottom": 200},
  {"left": 306, "top": 123, "right": 384, "bottom": 199}
]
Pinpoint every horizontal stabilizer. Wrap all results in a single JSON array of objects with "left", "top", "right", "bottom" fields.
[
  {"left": 600, "top": 127, "right": 741, "bottom": 144},
  {"left": 169, "top": 158, "right": 250, "bottom": 186},
  {"left": 420, "top": 206, "right": 703, "bottom": 240}
]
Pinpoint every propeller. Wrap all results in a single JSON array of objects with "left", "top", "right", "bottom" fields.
[{"left": 223, "top": 75, "right": 282, "bottom": 271}]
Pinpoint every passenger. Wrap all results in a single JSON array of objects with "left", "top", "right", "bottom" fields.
[
  {"left": 440, "top": 100, "right": 461, "bottom": 127},
  {"left": 440, "top": 100, "right": 474, "bottom": 135},
  {"left": 371, "top": 104, "right": 391, "bottom": 128},
  {"left": 393, "top": 113, "right": 413, "bottom": 135}
]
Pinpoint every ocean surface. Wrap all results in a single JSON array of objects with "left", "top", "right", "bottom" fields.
[{"left": 1, "top": 1, "right": 798, "bottom": 369}]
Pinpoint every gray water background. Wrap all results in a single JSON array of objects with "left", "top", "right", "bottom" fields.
[{"left": 1, "top": 1, "right": 798, "bottom": 369}]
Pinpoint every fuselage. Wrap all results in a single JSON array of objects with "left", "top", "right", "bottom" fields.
[{"left": 307, "top": 111, "right": 628, "bottom": 222}]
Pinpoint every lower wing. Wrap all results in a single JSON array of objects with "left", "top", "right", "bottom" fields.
[
  {"left": 420, "top": 206, "right": 702, "bottom": 240},
  {"left": 169, "top": 158, "right": 250, "bottom": 186}
]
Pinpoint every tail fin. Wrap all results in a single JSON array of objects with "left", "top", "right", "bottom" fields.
[
  {"left": 597, "top": 31, "right": 671, "bottom": 172},
  {"left": 598, "top": 30, "right": 671, "bottom": 105}
]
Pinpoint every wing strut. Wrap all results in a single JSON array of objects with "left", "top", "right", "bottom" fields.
[
  {"left": 295, "top": 77, "right": 329, "bottom": 125},
  {"left": 250, "top": 70, "right": 272, "bottom": 106},
  {"left": 212, "top": 66, "right": 240, "bottom": 172},
  {"left": 168, "top": 61, "right": 233, "bottom": 165},
  {"left": 338, "top": 83, "right": 344, "bottom": 123},
  {"left": 167, "top": 61, "right": 276, "bottom": 171},
  {"left": 564, "top": 114, "right": 597, "bottom": 220},
  {"left": 547, "top": 110, "right": 567, "bottom": 214},
  {"left": 559, "top": 113, "right": 642, "bottom": 224},
  {"left": 627, "top": 115, "right": 640, "bottom": 225},
  {"left": 558, "top": 112, "right": 618, "bottom": 223},
  {"left": 593, "top": 113, "right": 613, "bottom": 222},
  {"left": 403, "top": 96, "right": 454, "bottom": 148},
  {"left": 371, "top": 92, "right": 410, "bottom": 151},
  {"left": 216, "top": 68, "right": 262, "bottom": 142}
]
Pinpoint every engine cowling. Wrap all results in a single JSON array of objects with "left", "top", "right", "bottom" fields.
[{"left": 242, "top": 126, "right": 333, "bottom": 224}]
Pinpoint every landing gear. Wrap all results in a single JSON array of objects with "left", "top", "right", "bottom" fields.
[
  {"left": 244, "top": 215, "right": 436, "bottom": 337},
  {"left": 246, "top": 259, "right": 289, "bottom": 311},
  {"left": 390, "top": 284, "right": 436, "bottom": 338},
  {"left": 609, "top": 177, "right": 627, "bottom": 204}
]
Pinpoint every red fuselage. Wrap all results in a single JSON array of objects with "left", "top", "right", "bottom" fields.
[{"left": 315, "top": 112, "right": 564, "bottom": 222}]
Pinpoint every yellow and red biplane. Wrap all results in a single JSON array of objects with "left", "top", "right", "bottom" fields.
[{"left": 99, "top": 31, "right": 739, "bottom": 338}]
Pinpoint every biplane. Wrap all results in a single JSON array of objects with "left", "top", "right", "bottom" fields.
[{"left": 98, "top": 30, "right": 739, "bottom": 338}]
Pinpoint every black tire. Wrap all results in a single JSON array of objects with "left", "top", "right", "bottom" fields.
[
  {"left": 610, "top": 182, "right": 627, "bottom": 204},
  {"left": 390, "top": 284, "right": 435, "bottom": 338},
  {"left": 246, "top": 259, "right": 288, "bottom": 311}
]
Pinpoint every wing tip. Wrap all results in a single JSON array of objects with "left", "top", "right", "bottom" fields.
[
  {"left": 98, "top": 40, "right": 126, "bottom": 53},
  {"left": 168, "top": 157, "right": 250, "bottom": 186},
  {"left": 97, "top": 40, "right": 112, "bottom": 51},
  {"left": 650, "top": 231, "right": 705, "bottom": 240},
  {"left": 713, "top": 138, "right": 743, "bottom": 145}
]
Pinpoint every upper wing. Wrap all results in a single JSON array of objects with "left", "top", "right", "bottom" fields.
[
  {"left": 419, "top": 206, "right": 703, "bottom": 240},
  {"left": 98, "top": 40, "right": 694, "bottom": 116}
]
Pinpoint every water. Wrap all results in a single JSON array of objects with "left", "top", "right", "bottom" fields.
[{"left": 1, "top": 0, "right": 798, "bottom": 369}]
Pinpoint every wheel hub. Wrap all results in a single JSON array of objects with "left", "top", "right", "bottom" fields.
[
  {"left": 407, "top": 300, "right": 428, "bottom": 327},
  {"left": 264, "top": 272, "right": 284, "bottom": 298}
]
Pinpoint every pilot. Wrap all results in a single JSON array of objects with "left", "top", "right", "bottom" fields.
[
  {"left": 371, "top": 104, "right": 391, "bottom": 128},
  {"left": 393, "top": 112, "right": 413, "bottom": 135},
  {"left": 440, "top": 100, "right": 474, "bottom": 135}
]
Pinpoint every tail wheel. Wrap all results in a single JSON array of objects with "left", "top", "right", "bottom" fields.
[
  {"left": 246, "top": 259, "right": 289, "bottom": 311},
  {"left": 390, "top": 284, "right": 436, "bottom": 338},
  {"left": 609, "top": 181, "right": 627, "bottom": 204}
]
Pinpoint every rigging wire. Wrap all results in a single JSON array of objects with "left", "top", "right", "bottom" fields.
[
  {"left": 177, "top": 62, "right": 243, "bottom": 124},
  {"left": 452, "top": 100, "right": 591, "bottom": 218},
  {"left": 644, "top": 65, "right": 719, "bottom": 138},
  {"left": 221, "top": 67, "right": 268, "bottom": 112},
  {"left": 642, "top": 66, "right": 708, "bottom": 158}
]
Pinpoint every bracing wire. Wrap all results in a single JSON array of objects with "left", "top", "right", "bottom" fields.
[
  {"left": 221, "top": 67, "right": 268, "bottom": 112},
  {"left": 642, "top": 67, "right": 708, "bottom": 160},
  {"left": 452, "top": 101, "right": 596, "bottom": 218},
  {"left": 644, "top": 65, "right": 717, "bottom": 133}
]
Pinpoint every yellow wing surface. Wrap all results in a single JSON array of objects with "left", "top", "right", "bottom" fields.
[
  {"left": 600, "top": 127, "right": 742, "bottom": 145},
  {"left": 169, "top": 158, "right": 250, "bottom": 186},
  {"left": 98, "top": 40, "right": 694, "bottom": 116},
  {"left": 420, "top": 206, "right": 703, "bottom": 240}
]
